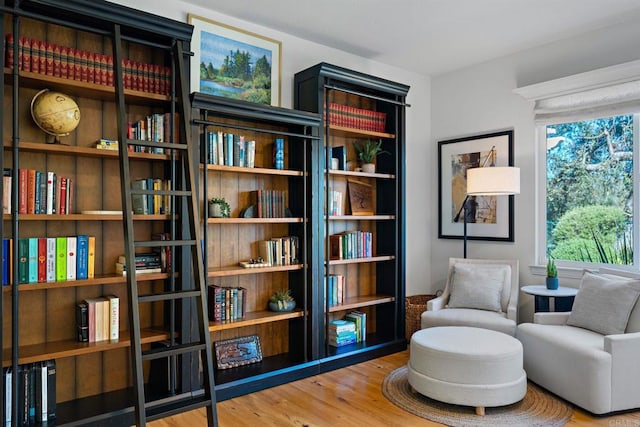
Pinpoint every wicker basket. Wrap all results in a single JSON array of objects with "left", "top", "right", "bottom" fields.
[{"left": 405, "top": 294, "right": 437, "bottom": 341}]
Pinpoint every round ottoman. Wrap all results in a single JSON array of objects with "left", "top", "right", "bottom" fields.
[{"left": 408, "top": 326, "right": 526, "bottom": 415}]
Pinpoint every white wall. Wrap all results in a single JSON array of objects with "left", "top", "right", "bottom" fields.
[
  {"left": 111, "top": 0, "right": 433, "bottom": 297},
  {"left": 431, "top": 18, "right": 640, "bottom": 321}
]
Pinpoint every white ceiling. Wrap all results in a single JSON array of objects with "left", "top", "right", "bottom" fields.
[{"left": 182, "top": 0, "right": 640, "bottom": 76}]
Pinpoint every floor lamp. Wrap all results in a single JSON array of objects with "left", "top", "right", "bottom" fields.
[{"left": 462, "top": 166, "right": 520, "bottom": 258}]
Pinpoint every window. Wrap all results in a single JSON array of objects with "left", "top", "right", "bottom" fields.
[
  {"left": 545, "top": 114, "right": 636, "bottom": 266},
  {"left": 514, "top": 59, "right": 640, "bottom": 270}
]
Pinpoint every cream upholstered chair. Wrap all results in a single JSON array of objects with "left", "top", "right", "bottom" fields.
[{"left": 421, "top": 257, "right": 519, "bottom": 336}]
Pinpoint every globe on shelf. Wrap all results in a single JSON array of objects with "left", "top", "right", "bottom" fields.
[{"left": 30, "top": 89, "right": 81, "bottom": 144}]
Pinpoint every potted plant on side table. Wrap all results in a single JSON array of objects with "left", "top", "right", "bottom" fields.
[{"left": 546, "top": 258, "right": 559, "bottom": 290}]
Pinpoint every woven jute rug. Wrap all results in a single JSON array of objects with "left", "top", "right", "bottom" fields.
[{"left": 382, "top": 366, "right": 573, "bottom": 427}]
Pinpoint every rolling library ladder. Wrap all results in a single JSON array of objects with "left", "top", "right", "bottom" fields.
[{"left": 111, "top": 25, "right": 217, "bottom": 426}]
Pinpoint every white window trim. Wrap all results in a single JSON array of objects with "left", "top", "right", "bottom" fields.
[{"left": 515, "top": 60, "right": 640, "bottom": 274}]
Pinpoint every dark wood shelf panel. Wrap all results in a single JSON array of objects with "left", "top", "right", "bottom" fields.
[
  {"left": 328, "top": 255, "right": 395, "bottom": 265},
  {"left": 4, "top": 68, "right": 170, "bottom": 105},
  {"left": 328, "top": 169, "right": 395, "bottom": 179},
  {"left": 2, "top": 272, "right": 169, "bottom": 292},
  {"left": 329, "top": 124, "right": 395, "bottom": 139},
  {"left": 207, "top": 264, "right": 303, "bottom": 278},
  {"left": 207, "top": 217, "right": 304, "bottom": 224},
  {"left": 328, "top": 294, "right": 395, "bottom": 312},
  {"left": 202, "top": 163, "right": 304, "bottom": 176},
  {"left": 5, "top": 141, "right": 174, "bottom": 160},
  {"left": 209, "top": 308, "right": 304, "bottom": 332},
  {"left": 328, "top": 214, "right": 395, "bottom": 221},
  {"left": 2, "top": 329, "right": 169, "bottom": 366}
]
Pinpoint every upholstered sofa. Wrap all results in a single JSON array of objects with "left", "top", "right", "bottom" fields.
[
  {"left": 421, "top": 258, "right": 519, "bottom": 336},
  {"left": 517, "top": 268, "right": 640, "bottom": 414}
]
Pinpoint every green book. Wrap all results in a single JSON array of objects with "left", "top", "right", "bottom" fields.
[
  {"left": 55, "top": 237, "right": 67, "bottom": 282},
  {"left": 18, "top": 238, "right": 29, "bottom": 284}
]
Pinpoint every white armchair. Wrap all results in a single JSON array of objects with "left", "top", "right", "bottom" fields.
[
  {"left": 517, "top": 268, "right": 640, "bottom": 414},
  {"left": 420, "top": 258, "right": 519, "bottom": 336}
]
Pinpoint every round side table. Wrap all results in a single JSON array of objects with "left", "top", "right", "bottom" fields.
[{"left": 521, "top": 285, "right": 578, "bottom": 312}]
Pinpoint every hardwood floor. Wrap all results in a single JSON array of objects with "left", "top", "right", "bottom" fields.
[{"left": 149, "top": 350, "right": 640, "bottom": 426}]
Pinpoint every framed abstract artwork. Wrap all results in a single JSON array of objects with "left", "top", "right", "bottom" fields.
[
  {"left": 188, "top": 14, "right": 281, "bottom": 106},
  {"left": 438, "top": 130, "right": 515, "bottom": 242}
]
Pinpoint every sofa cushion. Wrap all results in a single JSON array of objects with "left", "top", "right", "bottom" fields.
[
  {"left": 421, "top": 307, "right": 517, "bottom": 336},
  {"left": 446, "top": 263, "right": 509, "bottom": 312},
  {"left": 598, "top": 267, "right": 640, "bottom": 333},
  {"left": 567, "top": 271, "right": 640, "bottom": 335}
]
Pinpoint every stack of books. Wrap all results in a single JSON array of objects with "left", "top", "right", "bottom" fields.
[
  {"left": 207, "top": 285, "right": 246, "bottom": 321},
  {"left": 115, "top": 252, "right": 162, "bottom": 275},
  {"left": 3, "top": 360, "right": 56, "bottom": 425},
  {"left": 76, "top": 295, "right": 119, "bottom": 342},
  {"left": 345, "top": 311, "right": 367, "bottom": 343},
  {"left": 328, "top": 319, "right": 357, "bottom": 347}
]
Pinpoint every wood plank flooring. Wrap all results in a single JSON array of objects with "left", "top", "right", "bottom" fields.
[{"left": 149, "top": 350, "right": 640, "bottom": 426}]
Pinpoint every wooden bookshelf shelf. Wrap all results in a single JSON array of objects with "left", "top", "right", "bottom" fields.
[
  {"left": 328, "top": 294, "right": 395, "bottom": 312},
  {"left": 3, "top": 68, "right": 169, "bottom": 104},
  {"left": 2, "top": 272, "right": 169, "bottom": 292},
  {"left": 207, "top": 264, "right": 303, "bottom": 278},
  {"left": 209, "top": 309, "right": 304, "bottom": 332},
  {"left": 328, "top": 215, "right": 395, "bottom": 221},
  {"left": 328, "top": 124, "right": 395, "bottom": 139},
  {"left": 328, "top": 169, "right": 395, "bottom": 179},
  {"left": 328, "top": 255, "right": 395, "bottom": 265},
  {"left": 203, "top": 163, "right": 304, "bottom": 177},
  {"left": 5, "top": 141, "right": 174, "bottom": 160},
  {"left": 1, "top": 329, "right": 169, "bottom": 366},
  {"left": 3, "top": 213, "right": 172, "bottom": 221}
]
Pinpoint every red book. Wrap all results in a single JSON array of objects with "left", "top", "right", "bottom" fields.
[
  {"left": 132, "top": 60, "right": 141, "bottom": 91},
  {"left": 58, "top": 177, "right": 67, "bottom": 215},
  {"left": 122, "top": 59, "right": 132, "bottom": 89},
  {"left": 5, "top": 33, "right": 14, "bottom": 69},
  {"left": 73, "top": 48, "right": 82, "bottom": 81},
  {"left": 37, "top": 238, "right": 47, "bottom": 282},
  {"left": 21, "top": 37, "right": 31, "bottom": 72},
  {"left": 30, "top": 39, "right": 41, "bottom": 74},
  {"left": 98, "top": 54, "right": 108, "bottom": 85},
  {"left": 27, "top": 169, "right": 36, "bottom": 214},
  {"left": 86, "top": 51, "right": 95, "bottom": 84},
  {"left": 45, "top": 42, "right": 54, "bottom": 75},
  {"left": 52, "top": 43, "right": 61, "bottom": 77},
  {"left": 141, "top": 62, "right": 149, "bottom": 92},
  {"left": 59, "top": 45, "right": 68, "bottom": 78},
  {"left": 80, "top": 49, "right": 89, "bottom": 82},
  {"left": 67, "top": 47, "right": 76, "bottom": 80},
  {"left": 37, "top": 40, "right": 46, "bottom": 75},
  {"left": 18, "top": 168, "right": 27, "bottom": 214}
]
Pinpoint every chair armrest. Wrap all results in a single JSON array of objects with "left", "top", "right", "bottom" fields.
[
  {"left": 427, "top": 295, "right": 447, "bottom": 311},
  {"left": 605, "top": 332, "right": 640, "bottom": 410},
  {"left": 533, "top": 312, "right": 570, "bottom": 325}
]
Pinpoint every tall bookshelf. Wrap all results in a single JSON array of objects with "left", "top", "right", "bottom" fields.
[
  {"left": 1, "top": 1, "right": 194, "bottom": 424},
  {"left": 294, "top": 62, "right": 409, "bottom": 364},
  {"left": 191, "top": 93, "right": 321, "bottom": 400}
]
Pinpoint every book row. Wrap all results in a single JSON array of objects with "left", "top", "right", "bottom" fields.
[
  {"left": 200, "top": 130, "right": 257, "bottom": 168},
  {"left": 12, "top": 168, "right": 74, "bottom": 215},
  {"left": 251, "top": 189, "right": 289, "bottom": 219},
  {"left": 114, "top": 249, "right": 170, "bottom": 276},
  {"left": 131, "top": 178, "right": 172, "bottom": 215},
  {"left": 325, "top": 102, "right": 387, "bottom": 133},
  {"left": 329, "top": 230, "right": 373, "bottom": 260},
  {"left": 207, "top": 285, "right": 247, "bottom": 322},
  {"left": 76, "top": 295, "right": 119, "bottom": 342},
  {"left": 326, "top": 274, "right": 345, "bottom": 307},
  {"left": 3, "top": 360, "right": 56, "bottom": 425},
  {"left": 5, "top": 34, "right": 171, "bottom": 95},
  {"left": 2, "top": 236, "right": 96, "bottom": 285},
  {"left": 327, "top": 311, "right": 367, "bottom": 347},
  {"left": 257, "top": 235, "right": 300, "bottom": 267},
  {"left": 328, "top": 189, "right": 344, "bottom": 216}
]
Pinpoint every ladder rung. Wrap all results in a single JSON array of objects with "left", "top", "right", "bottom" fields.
[
  {"left": 142, "top": 342, "right": 207, "bottom": 361},
  {"left": 138, "top": 289, "right": 201, "bottom": 303},
  {"left": 134, "top": 239, "right": 197, "bottom": 248},
  {"left": 145, "top": 393, "right": 211, "bottom": 422},
  {"left": 125, "top": 138, "right": 188, "bottom": 151}
]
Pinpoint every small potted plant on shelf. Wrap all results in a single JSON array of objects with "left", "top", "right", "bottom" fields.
[
  {"left": 546, "top": 258, "right": 559, "bottom": 290},
  {"left": 208, "top": 197, "right": 230, "bottom": 218},
  {"left": 268, "top": 289, "right": 296, "bottom": 312},
  {"left": 354, "top": 138, "right": 388, "bottom": 173}
]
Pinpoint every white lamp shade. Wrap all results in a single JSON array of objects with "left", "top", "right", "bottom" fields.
[{"left": 466, "top": 167, "right": 520, "bottom": 195}]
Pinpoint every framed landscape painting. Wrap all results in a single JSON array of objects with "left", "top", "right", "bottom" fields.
[
  {"left": 438, "top": 130, "right": 515, "bottom": 242},
  {"left": 188, "top": 14, "right": 281, "bottom": 106}
]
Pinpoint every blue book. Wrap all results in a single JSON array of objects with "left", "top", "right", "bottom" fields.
[
  {"left": 28, "top": 237, "right": 38, "bottom": 283},
  {"left": 76, "top": 235, "right": 89, "bottom": 280},
  {"left": 2, "top": 238, "right": 10, "bottom": 285},
  {"left": 274, "top": 138, "right": 284, "bottom": 169},
  {"left": 225, "top": 133, "right": 234, "bottom": 166}
]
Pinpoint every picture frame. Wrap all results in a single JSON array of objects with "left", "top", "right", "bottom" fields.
[
  {"left": 214, "top": 334, "right": 263, "bottom": 369},
  {"left": 348, "top": 179, "right": 374, "bottom": 215},
  {"left": 188, "top": 14, "right": 281, "bottom": 106},
  {"left": 438, "top": 130, "right": 515, "bottom": 242}
]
